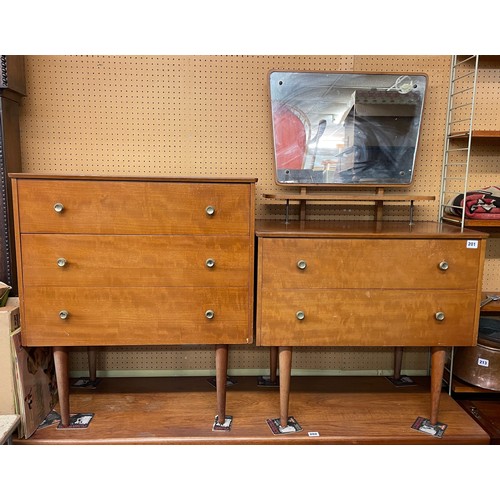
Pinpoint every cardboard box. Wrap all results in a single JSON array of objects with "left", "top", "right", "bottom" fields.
[
  {"left": 0, "top": 298, "right": 21, "bottom": 414},
  {"left": 1, "top": 297, "right": 58, "bottom": 438},
  {"left": 11, "top": 329, "right": 58, "bottom": 438}
]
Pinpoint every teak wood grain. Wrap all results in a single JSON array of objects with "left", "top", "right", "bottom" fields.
[
  {"left": 16, "top": 179, "right": 251, "bottom": 235},
  {"left": 22, "top": 286, "right": 251, "bottom": 346},
  {"left": 21, "top": 234, "right": 250, "bottom": 287},
  {"left": 255, "top": 219, "right": 488, "bottom": 427},
  {"left": 258, "top": 289, "right": 478, "bottom": 346},
  {"left": 13, "top": 376, "right": 489, "bottom": 445},
  {"left": 11, "top": 175, "right": 256, "bottom": 428},
  {"left": 255, "top": 219, "right": 489, "bottom": 239},
  {"left": 260, "top": 238, "right": 481, "bottom": 290}
]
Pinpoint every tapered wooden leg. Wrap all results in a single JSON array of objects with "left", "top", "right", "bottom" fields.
[
  {"left": 430, "top": 346, "right": 446, "bottom": 425},
  {"left": 394, "top": 347, "right": 403, "bottom": 380},
  {"left": 279, "top": 346, "right": 292, "bottom": 428},
  {"left": 53, "top": 346, "right": 70, "bottom": 427},
  {"left": 215, "top": 344, "right": 228, "bottom": 424},
  {"left": 87, "top": 348, "right": 97, "bottom": 382},
  {"left": 270, "top": 346, "right": 278, "bottom": 384}
]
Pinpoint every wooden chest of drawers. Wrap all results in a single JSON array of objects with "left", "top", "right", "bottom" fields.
[
  {"left": 256, "top": 219, "right": 488, "bottom": 429},
  {"left": 11, "top": 174, "right": 256, "bottom": 428}
]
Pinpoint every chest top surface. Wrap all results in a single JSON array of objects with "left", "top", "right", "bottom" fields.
[
  {"left": 255, "top": 219, "right": 489, "bottom": 240},
  {"left": 10, "top": 173, "right": 258, "bottom": 184}
]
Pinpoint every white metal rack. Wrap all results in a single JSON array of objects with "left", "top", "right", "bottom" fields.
[{"left": 439, "top": 55, "right": 479, "bottom": 231}]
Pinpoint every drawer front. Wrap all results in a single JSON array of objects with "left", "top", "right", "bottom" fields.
[
  {"left": 22, "top": 287, "right": 252, "bottom": 346},
  {"left": 17, "top": 180, "right": 251, "bottom": 235},
  {"left": 21, "top": 234, "right": 251, "bottom": 287},
  {"left": 257, "top": 289, "right": 478, "bottom": 347},
  {"left": 260, "top": 238, "right": 482, "bottom": 290}
]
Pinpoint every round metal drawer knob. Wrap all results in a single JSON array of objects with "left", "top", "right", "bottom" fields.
[
  {"left": 57, "top": 258, "right": 67, "bottom": 267},
  {"left": 59, "top": 310, "right": 69, "bottom": 320},
  {"left": 205, "top": 205, "right": 215, "bottom": 216},
  {"left": 205, "top": 310, "right": 215, "bottom": 320},
  {"left": 54, "top": 203, "right": 64, "bottom": 213},
  {"left": 297, "top": 260, "right": 307, "bottom": 270},
  {"left": 438, "top": 261, "right": 449, "bottom": 271},
  {"left": 205, "top": 258, "right": 216, "bottom": 268},
  {"left": 435, "top": 311, "right": 445, "bottom": 321},
  {"left": 296, "top": 310, "right": 305, "bottom": 320}
]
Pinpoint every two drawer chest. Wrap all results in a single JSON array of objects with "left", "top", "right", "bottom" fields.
[
  {"left": 11, "top": 174, "right": 256, "bottom": 428},
  {"left": 256, "top": 219, "right": 488, "bottom": 430}
]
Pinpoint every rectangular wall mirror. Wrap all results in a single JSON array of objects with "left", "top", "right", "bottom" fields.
[{"left": 269, "top": 71, "right": 428, "bottom": 187}]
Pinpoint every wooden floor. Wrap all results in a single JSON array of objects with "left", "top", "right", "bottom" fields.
[{"left": 13, "top": 375, "right": 490, "bottom": 445}]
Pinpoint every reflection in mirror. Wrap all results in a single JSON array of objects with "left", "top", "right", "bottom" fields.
[{"left": 270, "top": 71, "right": 428, "bottom": 186}]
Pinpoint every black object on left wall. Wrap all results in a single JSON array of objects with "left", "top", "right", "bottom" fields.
[{"left": 0, "top": 55, "right": 26, "bottom": 296}]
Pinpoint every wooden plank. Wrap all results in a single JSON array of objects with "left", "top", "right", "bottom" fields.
[
  {"left": 13, "top": 376, "right": 489, "bottom": 445},
  {"left": 449, "top": 130, "right": 500, "bottom": 139},
  {"left": 10, "top": 173, "right": 258, "bottom": 183},
  {"left": 457, "top": 399, "right": 500, "bottom": 444},
  {"left": 441, "top": 215, "right": 500, "bottom": 235},
  {"left": 263, "top": 193, "right": 435, "bottom": 201},
  {"left": 481, "top": 291, "right": 500, "bottom": 312}
]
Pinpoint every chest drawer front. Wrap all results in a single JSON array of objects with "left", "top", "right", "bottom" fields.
[
  {"left": 21, "top": 234, "right": 251, "bottom": 287},
  {"left": 258, "top": 289, "right": 478, "bottom": 347},
  {"left": 260, "top": 238, "right": 482, "bottom": 290},
  {"left": 22, "top": 287, "right": 251, "bottom": 346},
  {"left": 17, "top": 180, "right": 251, "bottom": 235}
]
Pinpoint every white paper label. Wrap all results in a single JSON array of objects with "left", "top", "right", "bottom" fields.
[
  {"left": 308, "top": 431, "right": 320, "bottom": 437},
  {"left": 466, "top": 240, "right": 479, "bottom": 249},
  {"left": 478, "top": 358, "right": 489, "bottom": 367}
]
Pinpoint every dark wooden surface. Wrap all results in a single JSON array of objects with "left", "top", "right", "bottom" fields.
[
  {"left": 0, "top": 56, "right": 25, "bottom": 295},
  {"left": 0, "top": 96, "right": 22, "bottom": 294},
  {"left": 457, "top": 399, "right": 500, "bottom": 444},
  {"left": 13, "top": 375, "right": 489, "bottom": 445}
]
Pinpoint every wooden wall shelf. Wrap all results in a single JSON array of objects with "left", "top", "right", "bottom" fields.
[
  {"left": 445, "top": 371, "right": 500, "bottom": 395},
  {"left": 481, "top": 291, "right": 500, "bottom": 313},
  {"left": 263, "top": 193, "right": 435, "bottom": 202},
  {"left": 263, "top": 188, "right": 435, "bottom": 224},
  {"left": 448, "top": 130, "right": 500, "bottom": 139},
  {"left": 441, "top": 215, "right": 500, "bottom": 235}
]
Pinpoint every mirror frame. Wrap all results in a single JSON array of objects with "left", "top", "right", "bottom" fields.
[{"left": 269, "top": 70, "right": 428, "bottom": 188}]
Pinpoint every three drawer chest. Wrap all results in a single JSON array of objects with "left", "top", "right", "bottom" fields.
[{"left": 11, "top": 174, "right": 256, "bottom": 428}]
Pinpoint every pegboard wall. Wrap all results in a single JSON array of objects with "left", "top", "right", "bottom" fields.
[{"left": 17, "top": 55, "right": 499, "bottom": 376}]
